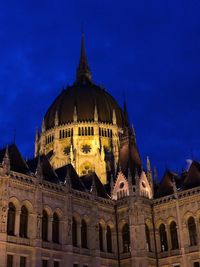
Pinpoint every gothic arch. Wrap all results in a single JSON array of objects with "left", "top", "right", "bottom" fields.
[
  {"left": 183, "top": 211, "right": 196, "bottom": 224},
  {"left": 118, "top": 219, "right": 129, "bottom": 231},
  {"left": 43, "top": 205, "right": 53, "bottom": 217},
  {"left": 99, "top": 218, "right": 106, "bottom": 229},
  {"left": 145, "top": 218, "right": 153, "bottom": 230},
  {"left": 72, "top": 212, "right": 81, "bottom": 224},
  {"left": 167, "top": 216, "right": 177, "bottom": 226},
  {"left": 107, "top": 220, "right": 115, "bottom": 230},
  {"left": 8, "top": 197, "right": 20, "bottom": 211},
  {"left": 54, "top": 208, "right": 63, "bottom": 219},
  {"left": 21, "top": 200, "right": 34, "bottom": 213}
]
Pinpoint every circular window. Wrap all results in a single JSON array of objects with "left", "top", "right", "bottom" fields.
[
  {"left": 119, "top": 182, "right": 124, "bottom": 189},
  {"left": 63, "top": 146, "right": 70, "bottom": 155},
  {"left": 81, "top": 144, "right": 91, "bottom": 154},
  {"left": 142, "top": 181, "right": 146, "bottom": 188}
]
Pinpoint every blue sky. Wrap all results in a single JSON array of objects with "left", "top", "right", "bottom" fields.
[{"left": 0, "top": 0, "right": 200, "bottom": 178}]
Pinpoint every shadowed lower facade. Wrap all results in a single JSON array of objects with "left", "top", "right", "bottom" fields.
[{"left": 0, "top": 35, "right": 200, "bottom": 267}]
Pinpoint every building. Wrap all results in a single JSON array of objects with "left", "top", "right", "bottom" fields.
[{"left": 0, "top": 35, "right": 200, "bottom": 267}]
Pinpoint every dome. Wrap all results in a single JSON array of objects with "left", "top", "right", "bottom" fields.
[
  {"left": 44, "top": 34, "right": 125, "bottom": 129},
  {"left": 44, "top": 81, "right": 124, "bottom": 129}
]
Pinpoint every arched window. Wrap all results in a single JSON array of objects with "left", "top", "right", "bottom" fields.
[
  {"left": 52, "top": 213, "right": 59, "bottom": 243},
  {"left": 122, "top": 223, "right": 130, "bottom": 253},
  {"left": 7, "top": 203, "right": 16, "bottom": 236},
  {"left": 72, "top": 217, "right": 77, "bottom": 247},
  {"left": 159, "top": 224, "right": 168, "bottom": 251},
  {"left": 145, "top": 224, "right": 151, "bottom": 252},
  {"left": 81, "top": 219, "right": 87, "bottom": 248},
  {"left": 42, "top": 210, "right": 48, "bottom": 241},
  {"left": 188, "top": 217, "right": 197, "bottom": 246},
  {"left": 99, "top": 224, "right": 103, "bottom": 251},
  {"left": 106, "top": 225, "right": 112, "bottom": 253},
  {"left": 170, "top": 221, "right": 179, "bottom": 249},
  {"left": 19, "top": 206, "right": 28, "bottom": 238}
]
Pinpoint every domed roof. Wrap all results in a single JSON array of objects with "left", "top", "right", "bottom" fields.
[
  {"left": 44, "top": 81, "right": 124, "bottom": 129},
  {"left": 44, "top": 34, "right": 125, "bottom": 129}
]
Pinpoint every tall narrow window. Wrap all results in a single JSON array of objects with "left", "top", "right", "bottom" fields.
[
  {"left": 54, "top": 261, "right": 59, "bottom": 267},
  {"left": 7, "top": 203, "right": 16, "bottom": 236},
  {"left": 81, "top": 219, "right": 87, "bottom": 248},
  {"left": 159, "top": 224, "right": 168, "bottom": 251},
  {"left": 7, "top": 255, "right": 13, "bottom": 267},
  {"left": 19, "top": 206, "right": 28, "bottom": 238},
  {"left": 52, "top": 213, "right": 59, "bottom": 243},
  {"left": 106, "top": 225, "right": 112, "bottom": 253},
  {"left": 20, "top": 256, "right": 26, "bottom": 267},
  {"left": 72, "top": 217, "right": 77, "bottom": 247},
  {"left": 42, "top": 210, "right": 48, "bottom": 241},
  {"left": 99, "top": 223, "right": 103, "bottom": 251},
  {"left": 122, "top": 223, "right": 130, "bottom": 253},
  {"left": 170, "top": 221, "right": 179, "bottom": 249},
  {"left": 145, "top": 224, "right": 151, "bottom": 252},
  {"left": 188, "top": 217, "right": 197, "bottom": 246},
  {"left": 42, "top": 260, "right": 48, "bottom": 267}
]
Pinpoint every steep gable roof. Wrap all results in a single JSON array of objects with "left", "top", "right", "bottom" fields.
[
  {"left": 80, "top": 172, "right": 109, "bottom": 199},
  {"left": 0, "top": 144, "right": 30, "bottom": 174},
  {"left": 55, "top": 164, "right": 86, "bottom": 191},
  {"left": 183, "top": 161, "right": 200, "bottom": 189},
  {"left": 27, "top": 155, "right": 59, "bottom": 183}
]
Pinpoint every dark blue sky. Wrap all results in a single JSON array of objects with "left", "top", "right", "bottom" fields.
[{"left": 0, "top": 0, "right": 200, "bottom": 178}]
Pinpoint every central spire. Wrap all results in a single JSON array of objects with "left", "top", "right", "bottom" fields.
[{"left": 76, "top": 33, "right": 92, "bottom": 83}]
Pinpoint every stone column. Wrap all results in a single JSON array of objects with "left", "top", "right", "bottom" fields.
[
  {"left": 112, "top": 230, "right": 117, "bottom": 253},
  {"left": 155, "top": 229, "right": 161, "bottom": 253},
  {"left": 118, "top": 231, "right": 123, "bottom": 253},
  {"left": 77, "top": 221, "right": 81, "bottom": 247},
  {"left": 166, "top": 223, "right": 171, "bottom": 250},
  {"left": 15, "top": 209, "right": 20, "bottom": 236},
  {"left": 48, "top": 216, "right": 52, "bottom": 242},
  {"left": 103, "top": 227, "right": 107, "bottom": 252}
]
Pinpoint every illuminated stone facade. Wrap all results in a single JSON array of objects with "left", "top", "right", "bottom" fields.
[{"left": 0, "top": 36, "right": 200, "bottom": 267}]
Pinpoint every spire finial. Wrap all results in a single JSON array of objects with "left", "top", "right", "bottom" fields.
[
  {"left": 76, "top": 32, "right": 91, "bottom": 83},
  {"left": 123, "top": 94, "right": 129, "bottom": 127},
  {"left": 35, "top": 156, "right": 43, "bottom": 179},
  {"left": 2, "top": 145, "right": 10, "bottom": 174}
]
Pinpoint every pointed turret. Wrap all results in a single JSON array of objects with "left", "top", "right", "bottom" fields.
[
  {"left": 112, "top": 109, "right": 117, "bottom": 125},
  {"left": 94, "top": 104, "right": 98, "bottom": 122},
  {"left": 73, "top": 106, "right": 77, "bottom": 122},
  {"left": 172, "top": 177, "right": 178, "bottom": 199},
  {"left": 35, "top": 127, "right": 39, "bottom": 142},
  {"left": 35, "top": 156, "right": 43, "bottom": 179},
  {"left": 76, "top": 33, "right": 91, "bottom": 83},
  {"left": 147, "top": 156, "right": 151, "bottom": 173},
  {"left": 64, "top": 167, "right": 71, "bottom": 190},
  {"left": 42, "top": 118, "right": 45, "bottom": 133},
  {"left": 34, "top": 127, "right": 39, "bottom": 157},
  {"left": 123, "top": 97, "right": 129, "bottom": 127},
  {"left": 2, "top": 146, "right": 10, "bottom": 174},
  {"left": 146, "top": 156, "right": 154, "bottom": 195},
  {"left": 91, "top": 176, "right": 97, "bottom": 195},
  {"left": 54, "top": 111, "right": 59, "bottom": 127}
]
